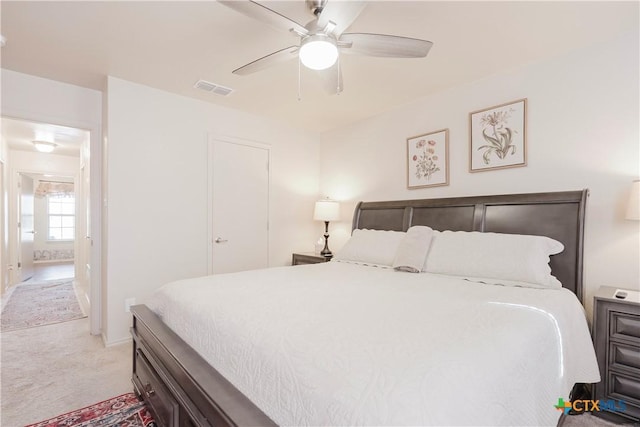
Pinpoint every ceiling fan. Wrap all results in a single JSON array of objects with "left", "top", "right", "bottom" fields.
[{"left": 219, "top": 0, "right": 433, "bottom": 94}]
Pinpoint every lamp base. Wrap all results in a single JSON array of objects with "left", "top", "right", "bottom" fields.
[
  {"left": 320, "top": 248, "right": 333, "bottom": 258},
  {"left": 320, "top": 221, "right": 333, "bottom": 258}
]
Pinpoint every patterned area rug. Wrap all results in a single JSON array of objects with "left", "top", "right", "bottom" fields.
[
  {"left": 1, "top": 279, "right": 87, "bottom": 332},
  {"left": 25, "top": 393, "right": 156, "bottom": 427}
]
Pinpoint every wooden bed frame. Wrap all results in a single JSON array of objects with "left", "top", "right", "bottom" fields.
[{"left": 130, "top": 189, "right": 588, "bottom": 427}]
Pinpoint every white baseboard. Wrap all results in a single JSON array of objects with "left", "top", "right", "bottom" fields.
[{"left": 102, "top": 333, "right": 132, "bottom": 347}]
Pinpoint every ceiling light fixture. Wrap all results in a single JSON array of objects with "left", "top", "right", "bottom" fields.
[
  {"left": 33, "top": 140, "right": 57, "bottom": 153},
  {"left": 299, "top": 34, "right": 338, "bottom": 71}
]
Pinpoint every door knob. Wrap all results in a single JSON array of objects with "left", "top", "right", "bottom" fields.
[{"left": 214, "top": 237, "right": 228, "bottom": 243}]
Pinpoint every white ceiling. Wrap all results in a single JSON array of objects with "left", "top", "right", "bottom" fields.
[
  {"left": 1, "top": 1, "right": 638, "bottom": 133},
  {"left": 1, "top": 117, "right": 87, "bottom": 157}
]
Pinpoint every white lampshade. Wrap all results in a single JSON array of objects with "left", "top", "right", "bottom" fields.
[
  {"left": 299, "top": 35, "right": 338, "bottom": 71},
  {"left": 314, "top": 199, "right": 340, "bottom": 221},
  {"left": 626, "top": 180, "right": 640, "bottom": 220}
]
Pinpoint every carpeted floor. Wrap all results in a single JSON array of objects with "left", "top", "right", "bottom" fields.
[
  {"left": 1, "top": 317, "right": 132, "bottom": 426},
  {"left": 1, "top": 279, "right": 86, "bottom": 331}
]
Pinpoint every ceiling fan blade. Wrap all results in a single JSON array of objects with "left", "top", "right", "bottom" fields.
[
  {"left": 317, "top": 61, "right": 343, "bottom": 95},
  {"left": 233, "top": 46, "right": 299, "bottom": 75},
  {"left": 317, "top": 1, "right": 366, "bottom": 37},
  {"left": 219, "top": 1, "right": 308, "bottom": 36},
  {"left": 340, "top": 33, "right": 433, "bottom": 58}
]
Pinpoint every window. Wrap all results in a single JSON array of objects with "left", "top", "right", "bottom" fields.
[{"left": 48, "top": 195, "right": 75, "bottom": 240}]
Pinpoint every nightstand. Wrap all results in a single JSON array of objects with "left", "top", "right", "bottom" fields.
[
  {"left": 292, "top": 252, "right": 331, "bottom": 265},
  {"left": 592, "top": 286, "right": 640, "bottom": 423}
]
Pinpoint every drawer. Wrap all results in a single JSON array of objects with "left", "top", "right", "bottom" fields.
[
  {"left": 611, "top": 311, "right": 640, "bottom": 342},
  {"left": 611, "top": 342, "right": 640, "bottom": 373},
  {"left": 134, "top": 347, "right": 179, "bottom": 427},
  {"left": 608, "top": 371, "right": 640, "bottom": 406},
  {"left": 179, "top": 398, "right": 213, "bottom": 427},
  {"left": 180, "top": 412, "right": 212, "bottom": 427}
]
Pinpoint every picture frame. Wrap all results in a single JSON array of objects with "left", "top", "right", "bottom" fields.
[
  {"left": 406, "top": 128, "right": 449, "bottom": 189},
  {"left": 469, "top": 98, "right": 527, "bottom": 172}
]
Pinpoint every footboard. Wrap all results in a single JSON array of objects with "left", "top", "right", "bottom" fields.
[{"left": 130, "top": 305, "right": 277, "bottom": 427}]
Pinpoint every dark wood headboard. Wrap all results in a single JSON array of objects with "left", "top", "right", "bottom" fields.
[{"left": 352, "top": 190, "right": 588, "bottom": 301}]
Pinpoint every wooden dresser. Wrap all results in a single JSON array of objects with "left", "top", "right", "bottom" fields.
[{"left": 592, "top": 286, "right": 640, "bottom": 423}]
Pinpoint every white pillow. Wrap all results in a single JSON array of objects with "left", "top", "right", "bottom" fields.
[
  {"left": 423, "top": 230, "right": 564, "bottom": 288},
  {"left": 333, "top": 228, "right": 406, "bottom": 267}
]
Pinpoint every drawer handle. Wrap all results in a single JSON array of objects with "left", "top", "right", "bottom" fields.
[{"left": 145, "top": 383, "right": 155, "bottom": 397}]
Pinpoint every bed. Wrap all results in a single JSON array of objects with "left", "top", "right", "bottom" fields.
[{"left": 130, "top": 189, "right": 600, "bottom": 427}]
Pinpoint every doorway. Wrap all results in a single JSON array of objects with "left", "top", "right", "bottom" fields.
[
  {"left": 1, "top": 117, "right": 92, "bottom": 320},
  {"left": 19, "top": 173, "right": 77, "bottom": 283}
]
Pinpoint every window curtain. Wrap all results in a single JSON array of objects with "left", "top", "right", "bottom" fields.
[{"left": 34, "top": 181, "right": 74, "bottom": 198}]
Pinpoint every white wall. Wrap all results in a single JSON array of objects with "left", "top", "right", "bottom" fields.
[
  {"left": 319, "top": 31, "right": 640, "bottom": 319},
  {"left": 6, "top": 151, "right": 79, "bottom": 178},
  {"left": 1, "top": 69, "right": 103, "bottom": 333},
  {"left": 105, "top": 77, "right": 320, "bottom": 344},
  {"left": 1, "top": 69, "right": 102, "bottom": 129}
]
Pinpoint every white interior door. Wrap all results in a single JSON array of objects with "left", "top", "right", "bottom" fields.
[
  {"left": 19, "top": 174, "right": 35, "bottom": 281},
  {"left": 209, "top": 138, "right": 269, "bottom": 274}
]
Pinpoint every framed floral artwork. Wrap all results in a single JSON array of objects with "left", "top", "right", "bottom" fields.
[
  {"left": 469, "top": 98, "right": 527, "bottom": 172},
  {"left": 406, "top": 128, "right": 449, "bottom": 189}
]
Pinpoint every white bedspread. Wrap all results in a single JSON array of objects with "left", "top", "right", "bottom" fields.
[{"left": 147, "top": 262, "right": 600, "bottom": 426}]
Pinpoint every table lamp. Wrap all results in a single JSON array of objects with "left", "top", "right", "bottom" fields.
[{"left": 314, "top": 198, "right": 340, "bottom": 258}]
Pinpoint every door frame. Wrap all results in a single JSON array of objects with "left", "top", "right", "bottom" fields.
[
  {"left": 207, "top": 134, "right": 271, "bottom": 275},
  {"left": 1, "top": 113, "right": 102, "bottom": 336}
]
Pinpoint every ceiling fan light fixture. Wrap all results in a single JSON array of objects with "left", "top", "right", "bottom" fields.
[
  {"left": 299, "top": 34, "right": 338, "bottom": 70},
  {"left": 33, "top": 140, "right": 57, "bottom": 153}
]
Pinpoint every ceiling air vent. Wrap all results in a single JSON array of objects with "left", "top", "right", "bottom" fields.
[{"left": 193, "top": 79, "right": 234, "bottom": 96}]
